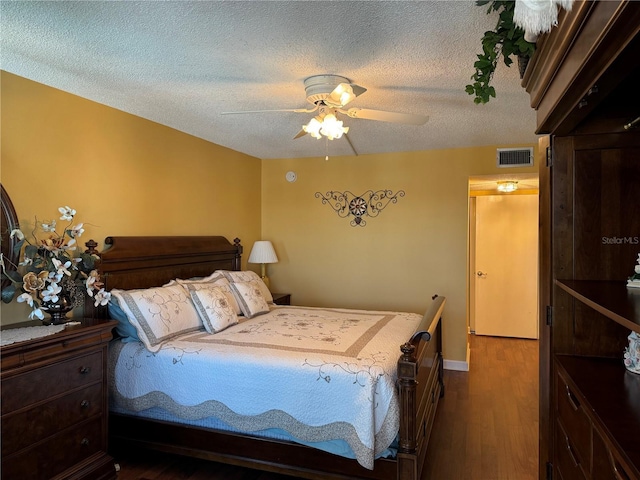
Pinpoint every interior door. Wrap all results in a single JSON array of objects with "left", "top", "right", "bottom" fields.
[{"left": 475, "top": 194, "right": 539, "bottom": 339}]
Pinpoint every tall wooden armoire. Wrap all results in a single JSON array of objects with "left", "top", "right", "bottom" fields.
[{"left": 522, "top": 2, "right": 640, "bottom": 479}]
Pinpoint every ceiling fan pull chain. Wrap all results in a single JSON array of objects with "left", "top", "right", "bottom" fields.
[{"left": 325, "top": 137, "right": 329, "bottom": 161}]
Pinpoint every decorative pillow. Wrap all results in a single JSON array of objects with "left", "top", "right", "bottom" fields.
[
  {"left": 217, "top": 270, "right": 273, "bottom": 303},
  {"left": 178, "top": 277, "right": 241, "bottom": 315},
  {"left": 229, "top": 280, "right": 270, "bottom": 318},
  {"left": 186, "top": 283, "right": 238, "bottom": 333},
  {"left": 110, "top": 285, "right": 203, "bottom": 352},
  {"left": 108, "top": 297, "right": 141, "bottom": 343}
]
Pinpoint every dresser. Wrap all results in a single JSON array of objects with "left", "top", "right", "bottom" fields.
[
  {"left": 1, "top": 318, "right": 118, "bottom": 480},
  {"left": 522, "top": 2, "right": 640, "bottom": 479}
]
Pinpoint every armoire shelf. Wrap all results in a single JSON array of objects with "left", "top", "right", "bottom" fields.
[{"left": 555, "top": 279, "right": 640, "bottom": 333}]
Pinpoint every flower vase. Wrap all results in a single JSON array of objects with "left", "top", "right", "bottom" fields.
[
  {"left": 42, "top": 294, "right": 74, "bottom": 325},
  {"left": 624, "top": 331, "right": 640, "bottom": 374}
]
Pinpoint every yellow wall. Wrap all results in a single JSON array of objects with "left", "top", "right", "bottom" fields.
[
  {"left": 0, "top": 71, "right": 262, "bottom": 324},
  {"left": 1, "top": 71, "right": 537, "bottom": 363},
  {"left": 261, "top": 147, "right": 537, "bottom": 362}
]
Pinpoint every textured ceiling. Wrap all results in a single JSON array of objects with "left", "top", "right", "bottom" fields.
[{"left": 1, "top": 1, "right": 539, "bottom": 160}]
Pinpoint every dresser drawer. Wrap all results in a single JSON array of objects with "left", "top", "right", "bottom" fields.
[
  {"left": 556, "top": 370, "right": 591, "bottom": 468},
  {"left": 555, "top": 419, "right": 588, "bottom": 480},
  {"left": 593, "top": 427, "right": 639, "bottom": 480},
  {"left": 1, "top": 350, "right": 103, "bottom": 414},
  {"left": 1, "top": 417, "right": 104, "bottom": 480},
  {"left": 2, "top": 383, "right": 103, "bottom": 457}
]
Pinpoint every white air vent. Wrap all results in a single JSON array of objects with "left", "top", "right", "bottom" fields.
[{"left": 497, "top": 148, "right": 533, "bottom": 167}]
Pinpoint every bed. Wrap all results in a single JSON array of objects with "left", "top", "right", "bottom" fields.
[{"left": 90, "top": 235, "right": 445, "bottom": 480}]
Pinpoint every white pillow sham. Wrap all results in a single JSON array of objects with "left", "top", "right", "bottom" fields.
[
  {"left": 176, "top": 276, "right": 241, "bottom": 315},
  {"left": 229, "top": 280, "right": 270, "bottom": 318},
  {"left": 163, "top": 271, "right": 226, "bottom": 287},
  {"left": 110, "top": 285, "right": 203, "bottom": 352},
  {"left": 217, "top": 270, "right": 273, "bottom": 303},
  {"left": 186, "top": 283, "right": 238, "bottom": 333}
]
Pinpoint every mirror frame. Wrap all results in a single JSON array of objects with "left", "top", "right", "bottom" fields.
[{"left": 1, "top": 184, "right": 20, "bottom": 290}]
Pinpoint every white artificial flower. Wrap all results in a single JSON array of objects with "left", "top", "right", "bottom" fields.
[
  {"left": 9, "top": 229, "right": 24, "bottom": 240},
  {"left": 58, "top": 206, "right": 76, "bottom": 221},
  {"left": 85, "top": 270, "right": 100, "bottom": 295},
  {"left": 52, "top": 257, "right": 72, "bottom": 278},
  {"left": 29, "top": 308, "right": 45, "bottom": 320},
  {"left": 41, "top": 220, "right": 57, "bottom": 232},
  {"left": 93, "top": 289, "right": 111, "bottom": 307},
  {"left": 49, "top": 270, "right": 62, "bottom": 283},
  {"left": 69, "top": 223, "right": 84, "bottom": 238},
  {"left": 17, "top": 292, "right": 35, "bottom": 307},
  {"left": 42, "top": 283, "right": 62, "bottom": 303},
  {"left": 635, "top": 265, "right": 640, "bottom": 274}
]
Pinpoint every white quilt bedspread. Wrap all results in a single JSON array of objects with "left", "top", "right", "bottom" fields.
[{"left": 110, "top": 305, "right": 423, "bottom": 469}]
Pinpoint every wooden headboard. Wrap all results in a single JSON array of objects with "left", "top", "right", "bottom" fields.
[
  {"left": 88, "top": 235, "right": 243, "bottom": 318},
  {"left": 95, "top": 236, "right": 243, "bottom": 292}
]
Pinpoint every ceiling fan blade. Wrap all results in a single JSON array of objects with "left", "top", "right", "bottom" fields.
[
  {"left": 343, "top": 108, "right": 428, "bottom": 125},
  {"left": 343, "top": 132, "right": 358, "bottom": 156},
  {"left": 325, "top": 83, "right": 367, "bottom": 108},
  {"left": 221, "top": 107, "right": 317, "bottom": 115},
  {"left": 293, "top": 129, "right": 308, "bottom": 139}
]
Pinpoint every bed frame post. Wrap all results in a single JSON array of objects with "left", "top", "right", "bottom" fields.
[
  {"left": 395, "top": 294, "right": 445, "bottom": 480},
  {"left": 396, "top": 341, "right": 419, "bottom": 480},
  {"left": 233, "top": 238, "right": 243, "bottom": 270}
]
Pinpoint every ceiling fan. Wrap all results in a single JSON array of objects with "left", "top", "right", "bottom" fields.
[{"left": 221, "top": 74, "right": 429, "bottom": 143}]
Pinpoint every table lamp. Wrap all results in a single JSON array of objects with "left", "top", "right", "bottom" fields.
[{"left": 247, "top": 240, "right": 278, "bottom": 288}]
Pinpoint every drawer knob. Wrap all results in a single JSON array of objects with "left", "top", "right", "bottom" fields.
[
  {"left": 81, "top": 438, "right": 90, "bottom": 447},
  {"left": 79, "top": 366, "right": 91, "bottom": 375},
  {"left": 80, "top": 400, "right": 90, "bottom": 409}
]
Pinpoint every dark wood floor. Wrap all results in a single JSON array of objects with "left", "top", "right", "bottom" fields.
[{"left": 112, "top": 334, "right": 539, "bottom": 480}]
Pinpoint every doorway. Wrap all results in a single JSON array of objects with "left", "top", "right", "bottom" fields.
[{"left": 469, "top": 175, "right": 539, "bottom": 339}]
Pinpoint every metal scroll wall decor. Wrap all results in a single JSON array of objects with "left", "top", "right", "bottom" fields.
[{"left": 315, "top": 189, "right": 405, "bottom": 227}]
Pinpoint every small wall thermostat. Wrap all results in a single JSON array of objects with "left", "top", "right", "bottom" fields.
[{"left": 286, "top": 171, "right": 297, "bottom": 183}]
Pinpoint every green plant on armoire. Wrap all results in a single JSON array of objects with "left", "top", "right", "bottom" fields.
[{"left": 466, "top": 0, "right": 536, "bottom": 104}]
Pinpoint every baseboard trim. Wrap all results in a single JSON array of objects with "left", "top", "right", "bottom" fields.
[{"left": 443, "top": 341, "right": 470, "bottom": 371}]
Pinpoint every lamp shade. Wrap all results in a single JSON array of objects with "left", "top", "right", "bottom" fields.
[{"left": 248, "top": 241, "right": 278, "bottom": 264}]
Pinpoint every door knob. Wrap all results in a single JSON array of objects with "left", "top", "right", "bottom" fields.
[{"left": 477, "top": 271, "right": 487, "bottom": 278}]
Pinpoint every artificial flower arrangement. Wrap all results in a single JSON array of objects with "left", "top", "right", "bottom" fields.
[
  {"left": 0, "top": 206, "right": 110, "bottom": 323},
  {"left": 623, "top": 252, "right": 640, "bottom": 374},
  {"left": 627, "top": 253, "right": 640, "bottom": 288},
  {"left": 624, "top": 331, "right": 640, "bottom": 374}
]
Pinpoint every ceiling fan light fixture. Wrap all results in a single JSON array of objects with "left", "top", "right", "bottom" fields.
[
  {"left": 497, "top": 181, "right": 519, "bottom": 193},
  {"left": 302, "top": 117, "right": 323, "bottom": 139},
  {"left": 320, "top": 113, "right": 348, "bottom": 140},
  {"left": 302, "top": 112, "right": 349, "bottom": 140},
  {"left": 327, "top": 84, "right": 356, "bottom": 107}
]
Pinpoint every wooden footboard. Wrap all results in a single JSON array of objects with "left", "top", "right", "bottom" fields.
[
  {"left": 397, "top": 295, "right": 446, "bottom": 480},
  {"left": 95, "top": 236, "right": 445, "bottom": 480}
]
